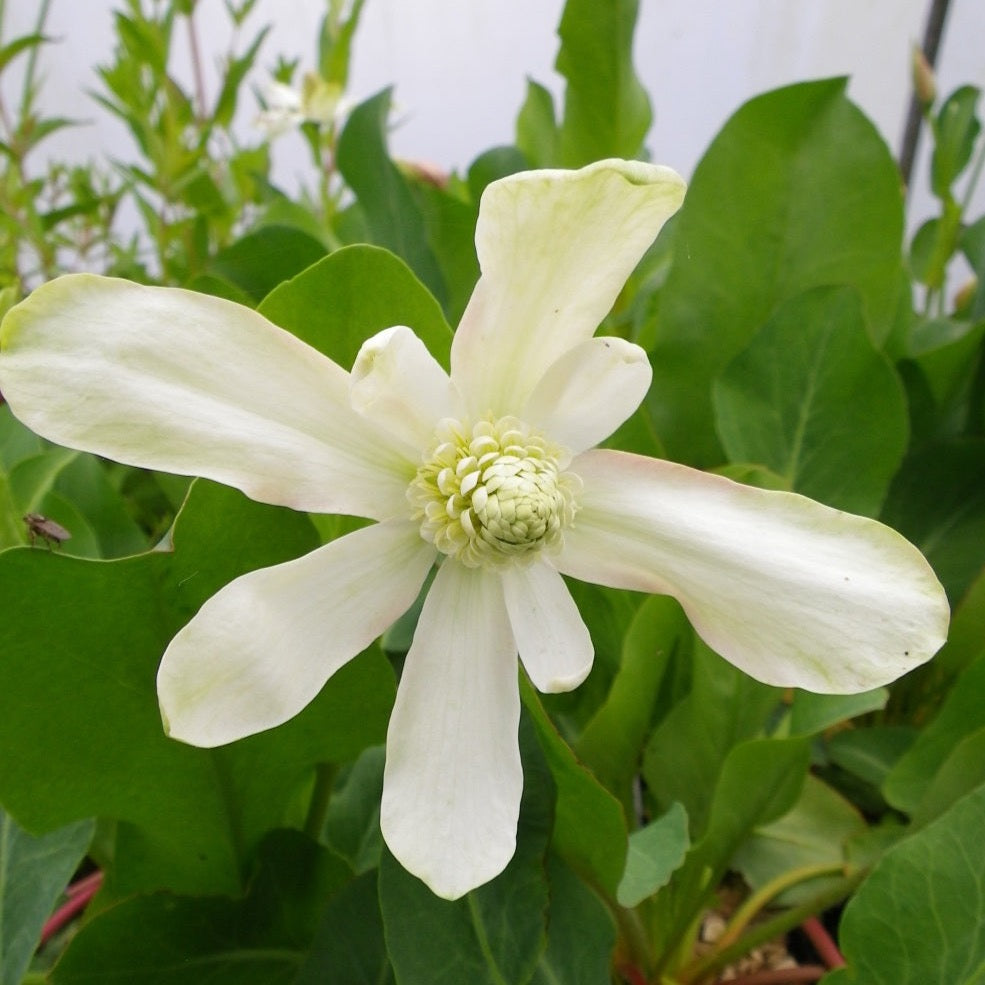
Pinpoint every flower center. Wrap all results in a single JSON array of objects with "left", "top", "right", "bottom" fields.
[{"left": 409, "top": 415, "right": 581, "bottom": 569}]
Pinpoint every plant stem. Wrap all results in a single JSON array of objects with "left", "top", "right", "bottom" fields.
[
  {"left": 724, "top": 967, "right": 827, "bottom": 985},
  {"left": 900, "top": 0, "right": 954, "bottom": 190},
  {"left": 800, "top": 916, "right": 844, "bottom": 969},
  {"left": 185, "top": 1, "right": 208, "bottom": 124},
  {"left": 41, "top": 869, "right": 104, "bottom": 945},
  {"left": 714, "top": 863, "right": 846, "bottom": 953},
  {"left": 18, "top": 0, "right": 53, "bottom": 121},
  {"left": 678, "top": 870, "right": 864, "bottom": 985}
]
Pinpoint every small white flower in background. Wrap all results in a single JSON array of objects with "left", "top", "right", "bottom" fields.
[
  {"left": 0, "top": 159, "right": 950, "bottom": 899},
  {"left": 255, "top": 71, "right": 346, "bottom": 137}
]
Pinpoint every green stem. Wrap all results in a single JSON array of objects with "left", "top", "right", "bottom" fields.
[
  {"left": 714, "top": 862, "right": 846, "bottom": 953},
  {"left": 303, "top": 762, "right": 338, "bottom": 839},
  {"left": 960, "top": 131, "right": 985, "bottom": 215},
  {"left": 19, "top": 0, "right": 52, "bottom": 121},
  {"left": 678, "top": 869, "right": 865, "bottom": 985}
]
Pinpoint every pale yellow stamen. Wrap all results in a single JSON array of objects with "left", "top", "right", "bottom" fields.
[{"left": 408, "top": 415, "right": 581, "bottom": 569}]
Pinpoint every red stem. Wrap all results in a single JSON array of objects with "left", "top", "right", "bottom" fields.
[
  {"left": 724, "top": 967, "right": 827, "bottom": 985},
  {"left": 617, "top": 962, "right": 650, "bottom": 985},
  {"left": 800, "top": 916, "right": 845, "bottom": 968},
  {"left": 40, "top": 870, "right": 103, "bottom": 945}
]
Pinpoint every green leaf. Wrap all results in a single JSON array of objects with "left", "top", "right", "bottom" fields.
[
  {"left": 713, "top": 286, "right": 908, "bottom": 515},
  {"left": 910, "top": 727, "right": 985, "bottom": 829},
  {"left": 319, "top": 0, "right": 366, "bottom": 86},
  {"left": 322, "top": 745, "right": 385, "bottom": 874},
  {"left": 207, "top": 225, "right": 327, "bottom": 304},
  {"left": 516, "top": 79, "right": 559, "bottom": 169},
  {"left": 642, "top": 640, "right": 781, "bottom": 837},
  {"left": 212, "top": 26, "right": 269, "bottom": 129},
  {"left": 0, "top": 480, "right": 394, "bottom": 897},
  {"left": 522, "top": 679, "right": 628, "bottom": 897},
  {"left": 696, "top": 737, "right": 810, "bottom": 874},
  {"left": 884, "top": 655, "right": 985, "bottom": 814},
  {"left": 931, "top": 85, "right": 982, "bottom": 198},
  {"left": 260, "top": 244, "right": 452, "bottom": 371},
  {"left": 530, "top": 856, "right": 616, "bottom": 985},
  {"left": 53, "top": 454, "right": 149, "bottom": 558},
  {"left": 51, "top": 831, "right": 351, "bottom": 985},
  {"left": 960, "top": 215, "right": 985, "bottom": 319},
  {"left": 881, "top": 438, "right": 985, "bottom": 603},
  {"left": 0, "top": 811, "right": 93, "bottom": 985},
  {"left": 297, "top": 870, "right": 393, "bottom": 984},
  {"left": 576, "top": 595, "right": 687, "bottom": 805},
  {"left": 655, "top": 738, "right": 810, "bottom": 955},
  {"left": 827, "top": 726, "right": 917, "bottom": 790},
  {"left": 0, "top": 33, "right": 51, "bottom": 74},
  {"left": 379, "top": 715, "right": 552, "bottom": 985},
  {"left": 0, "top": 404, "right": 42, "bottom": 472},
  {"left": 555, "top": 0, "right": 650, "bottom": 166},
  {"left": 336, "top": 89, "right": 446, "bottom": 303},
  {"left": 788, "top": 688, "right": 888, "bottom": 737},
  {"left": 733, "top": 775, "right": 865, "bottom": 905},
  {"left": 650, "top": 79, "right": 905, "bottom": 465},
  {"left": 616, "top": 802, "right": 689, "bottom": 907},
  {"left": 466, "top": 146, "right": 528, "bottom": 205},
  {"left": 834, "top": 783, "right": 985, "bottom": 984},
  {"left": 8, "top": 446, "right": 77, "bottom": 513},
  {"left": 413, "top": 181, "right": 479, "bottom": 327}
]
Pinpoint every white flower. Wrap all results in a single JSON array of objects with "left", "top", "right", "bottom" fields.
[
  {"left": 255, "top": 72, "right": 346, "bottom": 137},
  {"left": 0, "top": 160, "right": 949, "bottom": 900}
]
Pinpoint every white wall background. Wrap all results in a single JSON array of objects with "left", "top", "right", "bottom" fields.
[{"left": 6, "top": 0, "right": 985, "bottom": 230}]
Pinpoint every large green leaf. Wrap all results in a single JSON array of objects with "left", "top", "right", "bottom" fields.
[
  {"left": 884, "top": 655, "right": 985, "bottom": 815},
  {"left": 0, "top": 811, "right": 93, "bottom": 985},
  {"left": 516, "top": 79, "right": 560, "bottom": 169},
  {"left": 530, "top": 856, "right": 616, "bottom": 985},
  {"left": 555, "top": 0, "right": 650, "bottom": 166},
  {"left": 336, "top": 89, "right": 446, "bottom": 304},
  {"left": 297, "top": 870, "right": 393, "bottom": 985},
  {"left": 0, "top": 480, "right": 394, "bottom": 897},
  {"left": 576, "top": 595, "right": 687, "bottom": 809},
  {"left": 713, "top": 285, "right": 908, "bottom": 515},
  {"left": 51, "top": 831, "right": 351, "bottom": 985},
  {"left": 831, "top": 783, "right": 985, "bottom": 984},
  {"left": 207, "top": 225, "right": 327, "bottom": 304},
  {"left": 522, "top": 679, "right": 628, "bottom": 897},
  {"left": 733, "top": 775, "right": 865, "bottom": 905},
  {"left": 259, "top": 244, "right": 452, "bottom": 372},
  {"left": 379, "top": 716, "right": 552, "bottom": 985},
  {"left": 881, "top": 438, "right": 985, "bottom": 604},
  {"left": 642, "top": 640, "right": 780, "bottom": 837},
  {"left": 649, "top": 79, "right": 905, "bottom": 465}
]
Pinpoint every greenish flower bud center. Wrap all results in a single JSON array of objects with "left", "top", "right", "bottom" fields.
[{"left": 409, "top": 416, "right": 581, "bottom": 569}]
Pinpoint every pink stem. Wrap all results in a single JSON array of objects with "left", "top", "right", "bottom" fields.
[
  {"left": 40, "top": 870, "right": 103, "bottom": 945},
  {"left": 725, "top": 966, "right": 827, "bottom": 985},
  {"left": 800, "top": 915, "right": 845, "bottom": 968}
]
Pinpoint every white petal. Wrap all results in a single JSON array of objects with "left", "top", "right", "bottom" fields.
[
  {"left": 0, "top": 274, "right": 414, "bottom": 518},
  {"left": 381, "top": 561, "right": 521, "bottom": 899},
  {"left": 521, "top": 336, "right": 652, "bottom": 454},
  {"left": 451, "top": 159, "right": 685, "bottom": 417},
  {"left": 158, "top": 520, "right": 434, "bottom": 747},
  {"left": 350, "top": 326, "right": 460, "bottom": 451},
  {"left": 556, "top": 450, "right": 950, "bottom": 693},
  {"left": 501, "top": 559, "right": 594, "bottom": 693}
]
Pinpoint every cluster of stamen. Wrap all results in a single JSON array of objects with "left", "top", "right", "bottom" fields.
[{"left": 409, "top": 416, "right": 581, "bottom": 569}]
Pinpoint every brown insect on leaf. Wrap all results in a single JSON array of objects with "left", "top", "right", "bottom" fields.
[{"left": 23, "top": 512, "right": 71, "bottom": 549}]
